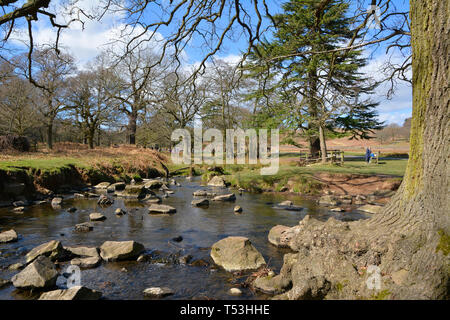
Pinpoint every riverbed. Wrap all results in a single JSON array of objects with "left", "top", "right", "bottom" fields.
[{"left": 0, "top": 177, "right": 368, "bottom": 300}]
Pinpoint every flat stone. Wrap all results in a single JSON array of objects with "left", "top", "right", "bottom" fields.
[
  {"left": 193, "top": 190, "right": 208, "bottom": 197},
  {"left": 12, "top": 256, "right": 58, "bottom": 290},
  {"left": 39, "top": 286, "right": 102, "bottom": 300},
  {"left": 191, "top": 199, "right": 209, "bottom": 207},
  {"left": 144, "top": 180, "right": 163, "bottom": 190},
  {"left": 115, "top": 185, "right": 146, "bottom": 199},
  {"left": 210, "top": 236, "right": 266, "bottom": 272},
  {"left": 64, "top": 246, "right": 99, "bottom": 257},
  {"left": 234, "top": 206, "right": 243, "bottom": 213},
  {"left": 357, "top": 204, "right": 383, "bottom": 214},
  {"left": 90, "top": 213, "right": 106, "bottom": 221},
  {"left": 100, "top": 241, "right": 145, "bottom": 262},
  {"left": 70, "top": 256, "right": 101, "bottom": 268},
  {"left": 330, "top": 207, "right": 345, "bottom": 212},
  {"left": 212, "top": 193, "right": 236, "bottom": 202},
  {"left": 148, "top": 204, "right": 177, "bottom": 214},
  {"left": 94, "top": 182, "right": 111, "bottom": 189},
  {"left": 0, "top": 229, "right": 18, "bottom": 243},
  {"left": 143, "top": 287, "right": 174, "bottom": 298},
  {"left": 279, "top": 200, "right": 293, "bottom": 206}
]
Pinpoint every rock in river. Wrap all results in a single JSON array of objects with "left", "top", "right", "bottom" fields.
[
  {"left": 39, "top": 286, "right": 102, "bottom": 300},
  {"left": 191, "top": 199, "right": 209, "bottom": 207},
  {"left": 318, "top": 195, "right": 341, "bottom": 206},
  {"left": 268, "top": 225, "right": 299, "bottom": 248},
  {"left": 143, "top": 287, "right": 174, "bottom": 298},
  {"left": 252, "top": 274, "right": 292, "bottom": 295},
  {"left": 115, "top": 208, "right": 127, "bottom": 216},
  {"left": 97, "top": 194, "right": 114, "bottom": 206},
  {"left": 51, "top": 197, "right": 63, "bottom": 207},
  {"left": 210, "top": 236, "right": 266, "bottom": 272},
  {"left": 90, "top": 212, "right": 106, "bottom": 221},
  {"left": 207, "top": 176, "right": 228, "bottom": 187},
  {"left": 100, "top": 241, "right": 145, "bottom": 262},
  {"left": 74, "top": 222, "right": 94, "bottom": 232},
  {"left": 212, "top": 193, "right": 236, "bottom": 202},
  {"left": 12, "top": 256, "right": 58, "bottom": 290},
  {"left": 115, "top": 185, "right": 146, "bottom": 199},
  {"left": 71, "top": 256, "right": 101, "bottom": 269},
  {"left": 357, "top": 204, "right": 383, "bottom": 214},
  {"left": 148, "top": 204, "right": 177, "bottom": 214},
  {"left": 94, "top": 182, "right": 111, "bottom": 190},
  {"left": 26, "top": 240, "right": 68, "bottom": 263},
  {"left": 0, "top": 229, "right": 18, "bottom": 243}
]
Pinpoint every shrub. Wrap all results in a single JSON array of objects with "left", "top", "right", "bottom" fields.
[{"left": 0, "top": 135, "right": 30, "bottom": 152}]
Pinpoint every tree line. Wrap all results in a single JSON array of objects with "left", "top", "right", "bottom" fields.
[{"left": 1, "top": 0, "right": 385, "bottom": 160}]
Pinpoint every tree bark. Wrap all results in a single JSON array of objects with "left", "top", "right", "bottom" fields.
[
  {"left": 127, "top": 111, "right": 137, "bottom": 145},
  {"left": 319, "top": 124, "right": 327, "bottom": 163},
  {"left": 46, "top": 120, "right": 53, "bottom": 150},
  {"left": 277, "top": 0, "right": 449, "bottom": 300}
]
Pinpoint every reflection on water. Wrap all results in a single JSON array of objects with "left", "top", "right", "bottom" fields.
[{"left": 0, "top": 177, "right": 367, "bottom": 300}]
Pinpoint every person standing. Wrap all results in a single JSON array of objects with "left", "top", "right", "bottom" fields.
[{"left": 365, "top": 147, "right": 371, "bottom": 164}]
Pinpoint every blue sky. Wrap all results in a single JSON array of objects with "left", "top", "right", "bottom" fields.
[{"left": 9, "top": 0, "right": 412, "bottom": 125}]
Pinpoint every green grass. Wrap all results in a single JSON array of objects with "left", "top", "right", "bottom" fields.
[
  {"left": 0, "top": 157, "right": 89, "bottom": 173},
  {"left": 215, "top": 159, "right": 407, "bottom": 192}
]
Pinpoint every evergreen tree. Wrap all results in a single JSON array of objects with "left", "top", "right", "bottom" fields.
[{"left": 246, "top": 0, "right": 384, "bottom": 161}]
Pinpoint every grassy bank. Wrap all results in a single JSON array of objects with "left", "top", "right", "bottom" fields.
[{"left": 0, "top": 143, "right": 167, "bottom": 198}]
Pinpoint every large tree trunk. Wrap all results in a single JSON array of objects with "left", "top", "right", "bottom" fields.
[
  {"left": 46, "top": 120, "right": 53, "bottom": 150},
  {"left": 319, "top": 125, "right": 327, "bottom": 163},
  {"left": 127, "top": 111, "right": 137, "bottom": 145},
  {"left": 274, "top": 0, "right": 449, "bottom": 300}
]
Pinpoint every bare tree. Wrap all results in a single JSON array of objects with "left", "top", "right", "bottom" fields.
[{"left": 17, "top": 48, "right": 76, "bottom": 149}]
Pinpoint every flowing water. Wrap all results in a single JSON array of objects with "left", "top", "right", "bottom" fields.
[{"left": 0, "top": 177, "right": 368, "bottom": 300}]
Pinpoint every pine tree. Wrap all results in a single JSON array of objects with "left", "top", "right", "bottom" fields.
[{"left": 246, "top": 0, "right": 384, "bottom": 161}]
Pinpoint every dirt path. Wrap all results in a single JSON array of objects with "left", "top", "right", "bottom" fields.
[{"left": 313, "top": 173, "right": 401, "bottom": 198}]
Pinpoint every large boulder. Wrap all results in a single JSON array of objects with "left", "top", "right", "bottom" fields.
[
  {"left": 26, "top": 240, "right": 68, "bottom": 263},
  {"left": 100, "top": 241, "right": 145, "bottom": 262},
  {"left": 212, "top": 193, "right": 236, "bottom": 202},
  {"left": 210, "top": 236, "right": 266, "bottom": 272},
  {"left": 148, "top": 204, "right": 177, "bottom": 214},
  {"left": 0, "top": 229, "right": 18, "bottom": 243},
  {"left": 357, "top": 204, "right": 383, "bottom": 214},
  {"left": 268, "top": 225, "right": 299, "bottom": 248},
  {"left": 11, "top": 256, "right": 58, "bottom": 290},
  {"left": 115, "top": 185, "right": 146, "bottom": 199},
  {"left": 207, "top": 176, "right": 228, "bottom": 187},
  {"left": 39, "top": 286, "right": 102, "bottom": 300}
]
